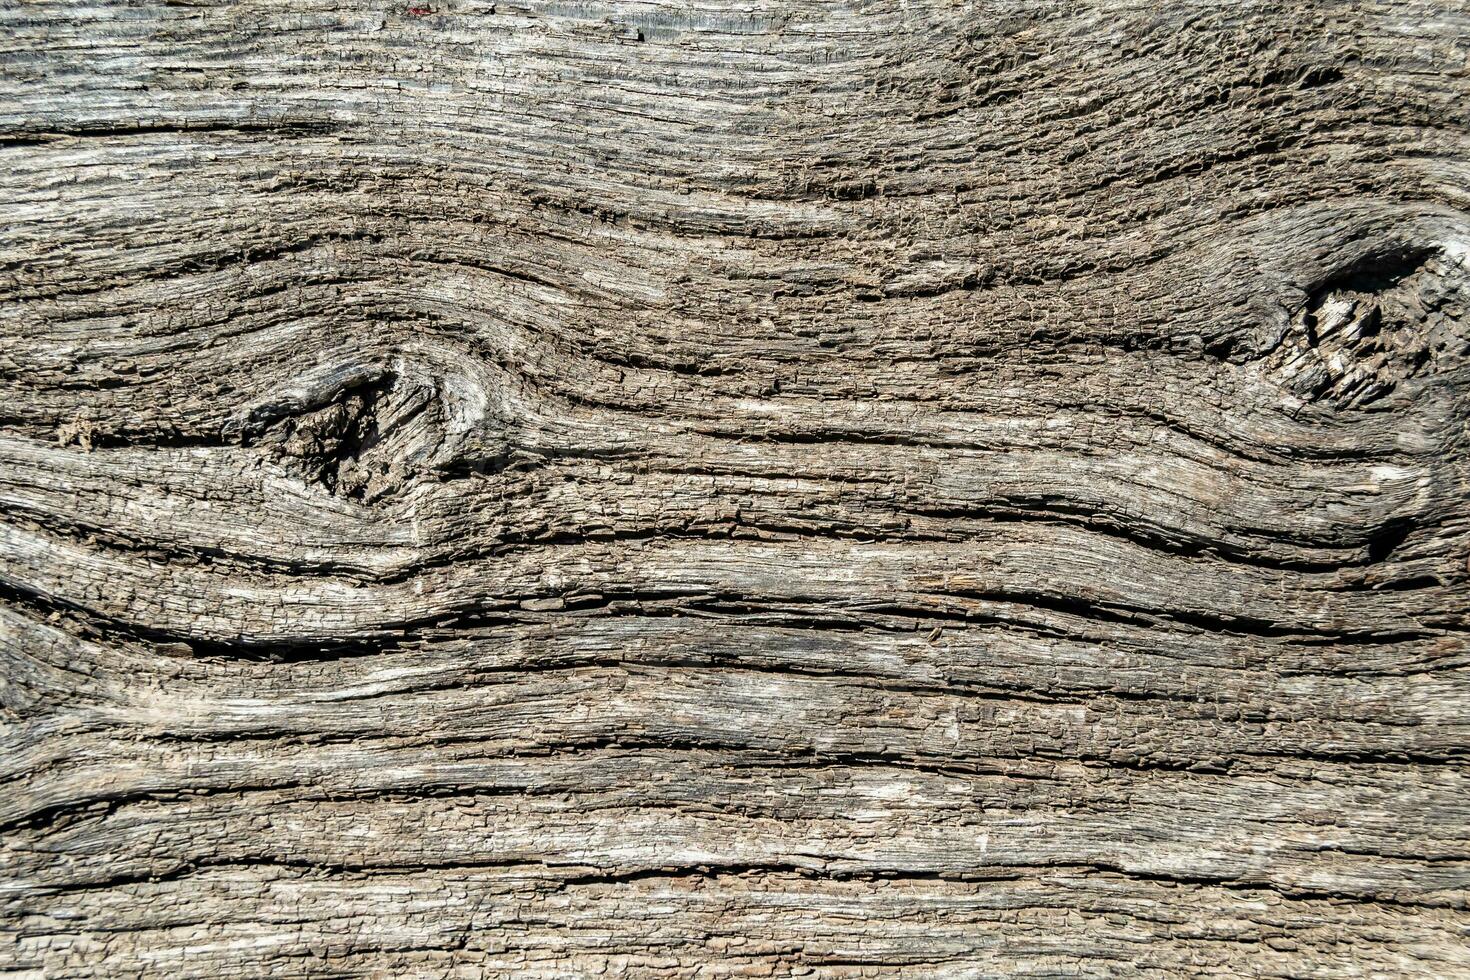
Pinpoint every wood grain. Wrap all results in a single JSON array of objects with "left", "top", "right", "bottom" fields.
[{"left": 2, "top": 0, "right": 1469, "bottom": 975}]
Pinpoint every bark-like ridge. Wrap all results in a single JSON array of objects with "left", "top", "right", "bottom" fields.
[{"left": 2, "top": 1, "right": 1469, "bottom": 976}]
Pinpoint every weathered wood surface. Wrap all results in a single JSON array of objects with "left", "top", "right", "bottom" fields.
[{"left": 2, "top": 0, "right": 1469, "bottom": 976}]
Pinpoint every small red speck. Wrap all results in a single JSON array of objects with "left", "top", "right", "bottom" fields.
[{"left": 406, "top": 5, "right": 432, "bottom": 15}]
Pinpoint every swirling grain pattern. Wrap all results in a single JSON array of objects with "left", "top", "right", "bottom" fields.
[{"left": 2, "top": 1, "right": 1469, "bottom": 976}]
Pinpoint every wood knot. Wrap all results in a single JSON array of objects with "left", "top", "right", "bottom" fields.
[
  {"left": 245, "top": 373, "right": 443, "bottom": 503},
  {"left": 55, "top": 418, "right": 105, "bottom": 452},
  {"left": 1265, "top": 246, "right": 1465, "bottom": 408}
]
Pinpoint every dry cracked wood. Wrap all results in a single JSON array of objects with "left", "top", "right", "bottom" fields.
[{"left": 2, "top": 0, "right": 1469, "bottom": 976}]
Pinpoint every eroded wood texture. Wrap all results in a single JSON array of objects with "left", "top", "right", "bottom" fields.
[{"left": 2, "top": 1, "right": 1470, "bottom": 976}]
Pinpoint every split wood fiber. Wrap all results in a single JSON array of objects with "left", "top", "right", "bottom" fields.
[{"left": 2, "top": 1, "right": 1469, "bottom": 976}]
